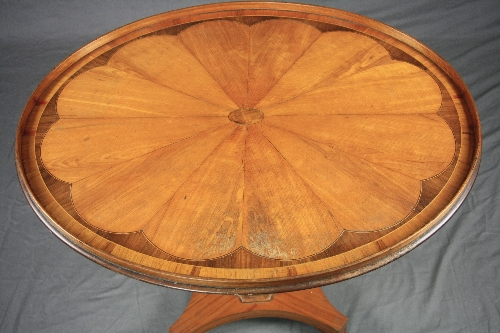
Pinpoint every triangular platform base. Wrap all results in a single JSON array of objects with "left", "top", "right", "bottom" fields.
[{"left": 170, "top": 287, "right": 348, "bottom": 333}]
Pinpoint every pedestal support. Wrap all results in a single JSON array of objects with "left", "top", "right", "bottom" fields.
[{"left": 169, "top": 287, "right": 348, "bottom": 333}]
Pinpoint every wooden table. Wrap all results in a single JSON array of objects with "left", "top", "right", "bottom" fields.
[{"left": 16, "top": 2, "right": 481, "bottom": 332}]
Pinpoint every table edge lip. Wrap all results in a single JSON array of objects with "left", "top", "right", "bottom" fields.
[{"left": 14, "top": 1, "right": 483, "bottom": 294}]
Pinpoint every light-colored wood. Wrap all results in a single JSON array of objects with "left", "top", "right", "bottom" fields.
[
  {"left": 16, "top": 2, "right": 481, "bottom": 294},
  {"left": 263, "top": 114, "right": 455, "bottom": 179},
  {"left": 42, "top": 117, "right": 231, "bottom": 182},
  {"left": 72, "top": 124, "right": 235, "bottom": 233},
  {"left": 170, "top": 288, "right": 347, "bottom": 333},
  {"left": 246, "top": 19, "right": 321, "bottom": 108},
  {"left": 178, "top": 20, "right": 250, "bottom": 108},
  {"left": 108, "top": 35, "right": 238, "bottom": 110},
  {"left": 257, "top": 123, "right": 421, "bottom": 231},
  {"left": 143, "top": 126, "right": 245, "bottom": 259},
  {"left": 242, "top": 125, "right": 341, "bottom": 259},
  {"left": 57, "top": 66, "right": 232, "bottom": 118},
  {"left": 262, "top": 61, "right": 442, "bottom": 115},
  {"left": 255, "top": 31, "right": 392, "bottom": 109}
]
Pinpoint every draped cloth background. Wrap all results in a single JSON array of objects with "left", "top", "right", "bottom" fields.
[{"left": 1, "top": 1, "right": 499, "bottom": 332}]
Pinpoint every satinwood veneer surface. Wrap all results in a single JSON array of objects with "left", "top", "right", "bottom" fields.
[{"left": 16, "top": 2, "right": 481, "bottom": 294}]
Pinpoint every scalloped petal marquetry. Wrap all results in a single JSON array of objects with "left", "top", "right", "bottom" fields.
[{"left": 16, "top": 2, "right": 481, "bottom": 294}]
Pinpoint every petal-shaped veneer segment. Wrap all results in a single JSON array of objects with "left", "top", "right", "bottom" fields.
[
  {"left": 246, "top": 20, "right": 321, "bottom": 108},
  {"left": 57, "top": 66, "right": 229, "bottom": 118},
  {"left": 108, "top": 35, "right": 238, "bottom": 110},
  {"left": 258, "top": 124, "right": 421, "bottom": 231},
  {"left": 256, "top": 31, "right": 392, "bottom": 110},
  {"left": 243, "top": 126, "right": 341, "bottom": 259},
  {"left": 178, "top": 20, "right": 249, "bottom": 108},
  {"left": 71, "top": 124, "right": 236, "bottom": 232},
  {"left": 143, "top": 126, "right": 246, "bottom": 259},
  {"left": 263, "top": 61, "right": 441, "bottom": 116},
  {"left": 265, "top": 114, "right": 455, "bottom": 180},
  {"left": 42, "top": 117, "right": 231, "bottom": 182}
]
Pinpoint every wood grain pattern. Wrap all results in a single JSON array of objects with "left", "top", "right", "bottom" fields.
[
  {"left": 144, "top": 126, "right": 246, "bottom": 259},
  {"left": 42, "top": 117, "right": 231, "bottom": 182},
  {"left": 264, "top": 114, "right": 455, "bottom": 179},
  {"left": 263, "top": 61, "right": 442, "bottom": 115},
  {"left": 108, "top": 35, "right": 238, "bottom": 110},
  {"left": 57, "top": 66, "right": 231, "bottom": 118},
  {"left": 255, "top": 31, "right": 392, "bottom": 109},
  {"left": 179, "top": 20, "right": 250, "bottom": 108},
  {"left": 243, "top": 126, "right": 341, "bottom": 259},
  {"left": 16, "top": 2, "right": 481, "bottom": 294},
  {"left": 246, "top": 19, "right": 321, "bottom": 108},
  {"left": 258, "top": 123, "right": 421, "bottom": 231},
  {"left": 71, "top": 124, "right": 235, "bottom": 232}
]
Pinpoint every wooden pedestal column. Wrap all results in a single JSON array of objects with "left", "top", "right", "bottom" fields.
[{"left": 170, "top": 288, "right": 347, "bottom": 333}]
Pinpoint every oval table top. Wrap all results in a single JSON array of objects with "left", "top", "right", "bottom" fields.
[{"left": 16, "top": 2, "right": 481, "bottom": 294}]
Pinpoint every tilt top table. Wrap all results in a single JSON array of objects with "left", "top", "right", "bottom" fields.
[{"left": 16, "top": 2, "right": 481, "bottom": 332}]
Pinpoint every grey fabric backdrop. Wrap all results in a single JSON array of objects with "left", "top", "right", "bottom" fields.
[{"left": 1, "top": 1, "right": 499, "bottom": 332}]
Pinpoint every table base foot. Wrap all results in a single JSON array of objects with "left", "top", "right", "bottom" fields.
[{"left": 169, "top": 287, "right": 348, "bottom": 333}]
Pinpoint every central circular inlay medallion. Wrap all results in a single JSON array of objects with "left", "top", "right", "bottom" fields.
[{"left": 228, "top": 108, "right": 264, "bottom": 125}]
